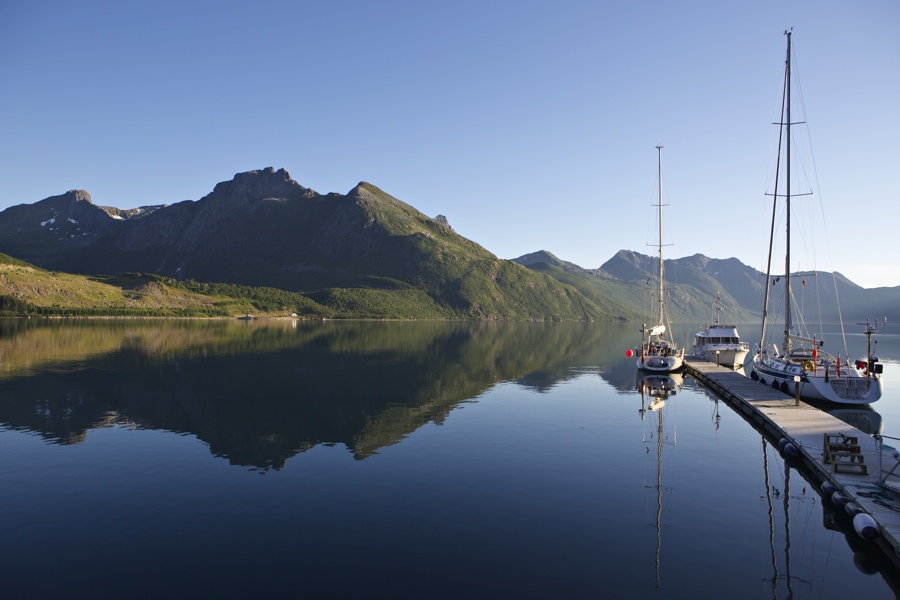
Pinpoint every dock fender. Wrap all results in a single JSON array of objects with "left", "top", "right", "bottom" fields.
[
  {"left": 844, "top": 530, "right": 882, "bottom": 574},
  {"left": 845, "top": 502, "right": 862, "bottom": 518},
  {"left": 821, "top": 480, "right": 838, "bottom": 498},
  {"left": 831, "top": 491, "right": 850, "bottom": 509},
  {"left": 853, "top": 512, "right": 879, "bottom": 541},
  {"left": 853, "top": 551, "right": 880, "bottom": 575},
  {"left": 772, "top": 380, "right": 780, "bottom": 390},
  {"left": 750, "top": 370, "right": 759, "bottom": 381},
  {"left": 778, "top": 438, "right": 801, "bottom": 458}
]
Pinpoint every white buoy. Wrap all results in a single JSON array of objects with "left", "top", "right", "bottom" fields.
[{"left": 853, "top": 512, "right": 879, "bottom": 541}]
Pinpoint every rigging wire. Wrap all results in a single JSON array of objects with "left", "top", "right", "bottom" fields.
[
  {"left": 758, "top": 34, "right": 853, "bottom": 360},
  {"left": 789, "top": 37, "right": 851, "bottom": 357}
]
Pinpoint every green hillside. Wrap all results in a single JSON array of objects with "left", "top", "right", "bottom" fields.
[{"left": 0, "top": 254, "right": 617, "bottom": 320}]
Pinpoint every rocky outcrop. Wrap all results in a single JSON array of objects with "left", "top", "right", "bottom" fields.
[{"left": 433, "top": 215, "right": 452, "bottom": 231}]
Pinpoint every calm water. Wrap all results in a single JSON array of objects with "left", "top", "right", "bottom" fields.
[{"left": 1, "top": 318, "right": 899, "bottom": 599}]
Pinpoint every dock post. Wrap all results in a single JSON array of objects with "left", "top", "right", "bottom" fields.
[
  {"left": 875, "top": 434, "right": 883, "bottom": 484},
  {"left": 793, "top": 375, "right": 801, "bottom": 406}
]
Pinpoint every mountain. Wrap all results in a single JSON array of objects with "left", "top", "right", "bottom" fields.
[
  {"left": 3, "top": 168, "right": 896, "bottom": 322},
  {"left": 0, "top": 169, "right": 616, "bottom": 321},
  {"left": 512, "top": 249, "right": 760, "bottom": 323},
  {"left": 513, "top": 249, "right": 900, "bottom": 324}
]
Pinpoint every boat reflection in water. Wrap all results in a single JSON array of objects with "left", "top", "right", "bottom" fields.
[
  {"left": 636, "top": 374, "right": 682, "bottom": 589},
  {"left": 636, "top": 373, "right": 683, "bottom": 411},
  {"left": 816, "top": 405, "right": 884, "bottom": 436},
  {"left": 759, "top": 436, "right": 818, "bottom": 597}
]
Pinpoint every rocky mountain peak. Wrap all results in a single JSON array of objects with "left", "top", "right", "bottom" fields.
[
  {"left": 209, "top": 167, "right": 309, "bottom": 202},
  {"left": 64, "top": 190, "right": 93, "bottom": 205},
  {"left": 514, "top": 250, "right": 560, "bottom": 267},
  {"left": 37, "top": 189, "right": 103, "bottom": 219},
  {"left": 347, "top": 182, "right": 408, "bottom": 210},
  {"left": 347, "top": 181, "right": 380, "bottom": 201}
]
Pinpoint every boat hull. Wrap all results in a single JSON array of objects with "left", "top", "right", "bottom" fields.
[
  {"left": 636, "top": 353, "right": 684, "bottom": 373},
  {"left": 695, "top": 347, "right": 749, "bottom": 370},
  {"left": 752, "top": 355, "right": 883, "bottom": 405}
]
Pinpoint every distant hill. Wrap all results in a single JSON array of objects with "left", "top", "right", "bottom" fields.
[
  {"left": 513, "top": 249, "right": 761, "bottom": 324},
  {"left": 512, "top": 249, "right": 900, "bottom": 324}
]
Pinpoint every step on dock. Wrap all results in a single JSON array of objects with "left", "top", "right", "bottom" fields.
[
  {"left": 824, "top": 433, "right": 867, "bottom": 474},
  {"left": 684, "top": 357, "right": 900, "bottom": 568}
]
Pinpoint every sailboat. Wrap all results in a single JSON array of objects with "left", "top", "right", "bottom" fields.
[
  {"left": 635, "top": 146, "right": 685, "bottom": 373},
  {"left": 751, "top": 31, "right": 884, "bottom": 405}
]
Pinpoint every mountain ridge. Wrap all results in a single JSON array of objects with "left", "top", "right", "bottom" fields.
[
  {"left": 512, "top": 248, "right": 899, "bottom": 323},
  {"left": 2, "top": 168, "right": 897, "bottom": 321},
  {"left": 0, "top": 169, "right": 612, "bottom": 320}
]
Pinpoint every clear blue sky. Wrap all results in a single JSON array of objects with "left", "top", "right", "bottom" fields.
[{"left": 1, "top": 1, "right": 898, "bottom": 288}]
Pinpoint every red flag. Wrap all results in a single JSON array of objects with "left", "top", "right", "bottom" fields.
[{"left": 802, "top": 278, "right": 806, "bottom": 286}]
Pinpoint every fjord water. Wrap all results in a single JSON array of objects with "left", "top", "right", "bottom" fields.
[{"left": 1, "top": 319, "right": 898, "bottom": 598}]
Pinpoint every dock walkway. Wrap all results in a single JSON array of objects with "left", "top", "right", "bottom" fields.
[{"left": 684, "top": 357, "right": 900, "bottom": 565}]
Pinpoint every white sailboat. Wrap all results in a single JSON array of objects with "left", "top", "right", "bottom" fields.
[
  {"left": 635, "top": 146, "right": 685, "bottom": 373},
  {"left": 751, "top": 31, "right": 884, "bottom": 405}
]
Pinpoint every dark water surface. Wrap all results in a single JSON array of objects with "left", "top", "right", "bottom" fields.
[{"left": 1, "top": 319, "right": 899, "bottom": 598}]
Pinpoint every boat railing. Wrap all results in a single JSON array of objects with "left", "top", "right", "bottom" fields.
[{"left": 874, "top": 434, "right": 900, "bottom": 494}]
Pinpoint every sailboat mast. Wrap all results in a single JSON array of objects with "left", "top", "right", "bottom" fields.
[
  {"left": 783, "top": 31, "right": 793, "bottom": 354},
  {"left": 758, "top": 32, "right": 792, "bottom": 356},
  {"left": 656, "top": 145, "right": 664, "bottom": 326}
]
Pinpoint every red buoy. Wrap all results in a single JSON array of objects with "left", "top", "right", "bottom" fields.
[{"left": 626, "top": 349, "right": 634, "bottom": 357}]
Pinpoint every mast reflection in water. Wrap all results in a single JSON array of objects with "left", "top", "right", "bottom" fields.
[
  {"left": 637, "top": 374, "right": 681, "bottom": 589},
  {"left": 0, "top": 319, "right": 898, "bottom": 598}
]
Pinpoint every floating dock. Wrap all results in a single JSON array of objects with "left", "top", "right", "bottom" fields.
[{"left": 684, "top": 357, "right": 900, "bottom": 568}]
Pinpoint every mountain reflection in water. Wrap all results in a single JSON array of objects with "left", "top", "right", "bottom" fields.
[
  {"left": 0, "top": 319, "right": 621, "bottom": 466},
  {"left": 0, "top": 319, "right": 892, "bottom": 465}
]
